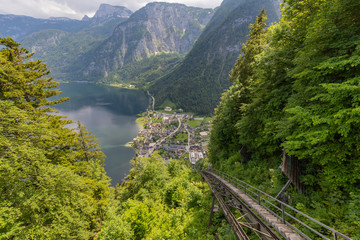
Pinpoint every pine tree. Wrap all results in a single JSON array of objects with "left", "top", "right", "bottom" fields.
[
  {"left": 0, "top": 37, "right": 111, "bottom": 239},
  {"left": 209, "top": 9, "right": 268, "bottom": 164},
  {"left": 0, "top": 37, "right": 67, "bottom": 111}
]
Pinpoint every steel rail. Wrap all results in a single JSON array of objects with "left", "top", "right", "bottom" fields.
[
  {"left": 201, "top": 172, "right": 250, "bottom": 240},
  {"left": 211, "top": 169, "right": 353, "bottom": 240},
  {"left": 203, "top": 171, "right": 283, "bottom": 240}
]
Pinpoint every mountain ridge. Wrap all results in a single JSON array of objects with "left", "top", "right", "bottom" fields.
[
  {"left": 0, "top": 4, "right": 133, "bottom": 41},
  {"left": 150, "top": 0, "right": 281, "bottom": 115},
  {"left": 83, "top": 4, "right": 133, "bottom": 25},
  {"left": 80, "top": 2, "right": 214, "bottom": 79}
]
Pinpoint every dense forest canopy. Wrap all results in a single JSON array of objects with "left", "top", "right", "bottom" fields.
[
  {"left": 209, "top": 0, "right": 360, "bottom": 237},
  {"left": 0, "top": 37, "right": 111, "bottom": 239},
  {"left": 0, "top": 37, "right": 232, "bottom": 239},
  {"left": 1, "top": 0, "right": 360, "bottom": 238}
]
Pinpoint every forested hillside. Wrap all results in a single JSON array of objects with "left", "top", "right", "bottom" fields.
[
  {"left": 209, "top": 0, "right": 360, "bottom": 237},
  {"left": 0, "top": 37, "right": 233, "bottom": 239},
  {"left": 20, "top": 4, "right": 134, "bottom": 81},
  {"left": 80, "top": 3, "right": 214, "bottom": 81},
  {"left": 2, "top": 0, "right": 360, "bottom": 238},
  {"left": 97, "top": 155, "right": 235, "bottom": 239},
  {"left": 19, "top": 3, "right": 214, "bottom": 87},
  {"left": 0, "top": 37, "right": 111, "bottom": 239},
  {"left": 150, "top": 0, "right": 280, "bottom": 115},
  {"left": 21, "top": 18, "right": 129, "bottom": 80}
]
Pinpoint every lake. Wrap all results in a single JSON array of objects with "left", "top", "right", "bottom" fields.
[{"left": 55, "top": 83, "right": 148, "bottom": 185}]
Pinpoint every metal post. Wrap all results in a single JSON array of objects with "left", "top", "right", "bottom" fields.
[
  {"left": 281, "top": 204, "right": 285, "bottom": 224},
  {"left": 333, "top": 232, "right": 338, "bottom": 240},
  {"left": 244, "top": 183, "right": 247, "bottom": 195},
  {"left": 258, "top": 191, "right": 261, "bottom": 205},
  {"left": 209, "top": 194, "right": 216, "bottom": 227}
]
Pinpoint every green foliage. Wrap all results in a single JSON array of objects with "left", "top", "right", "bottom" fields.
[
  {"left": 96, "top": 197, "right": 134, "bottom": 240},
  {"left": 174, "top": 132, "right": 188, "bottom": 142},
  {"left": 0, "top": 37, "right": 111, "bottom": 239},
  {"left": 114, "top": 156, "right": 227, "bottom": 239},
  {"left": 101, "top": 53, "right": 183, "bottom": 88},
  {"left": 22, "top": 18, "right": 127, "bottom": 81},
  {"left": 208, "top": 0, "right": 360, "bottom": 237},
  {"left": 209, "top": 9, "right": 269, "bottom": 164},
  {"left": 282, "top": 0, "right": 360, "bottom": 193},
  {"left": 158, "top": 98, "right": 177, "bottom": 110},
  {"left": 150, "top": 0, "right": 280, "bottom": 115},
  {"left": 0, "top": 37, "right": 66, "bottom": 110}
]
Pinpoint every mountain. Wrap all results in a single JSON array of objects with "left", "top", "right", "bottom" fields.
[
  {"left": 0, "top": 14, "right": 88, "bottom": 40},
  {"left": 20, "top": 4, "right": 133, "bottom": 80},
  {"left": 149, "top": 0, "right": 281, "bottom": 115},
  {"left": 0, "top": 4, "right": 133, "bottom": 41},
  {"left": 82, "top": 4, "right": 132, "bottom": 25},
  {"left": 80, "top": 2, "right": 214, "bottom": 79},
  {"left": 21, "top": 17, "right": 129, "bottom": 80}
]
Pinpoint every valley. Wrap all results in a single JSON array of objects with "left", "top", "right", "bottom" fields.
[
  {"left": 5, "top": 0, "right": 282, "bottom": 115},
  {"left": 1, "top": 0, "right": 359, "bottom": 239}
]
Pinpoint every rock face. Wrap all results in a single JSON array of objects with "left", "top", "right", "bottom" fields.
[
  {"left": 150, "top": 0, "right": 281, "bottom": 115},
  {"left": 82, "top": 2, "right": 214, "bottom": 78},
  {"left": 21, "top": 5, "right": 132, "bottom": 81},
  {"left": 84, "top": 4, "right": 133, "bottom": 25},
  {"left": 93, "top": 4, "right": 132, "bottom": 19}
]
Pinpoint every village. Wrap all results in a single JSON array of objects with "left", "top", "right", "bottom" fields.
[{"left": 132, "top": 106, "right": 211, "bottom": 165}]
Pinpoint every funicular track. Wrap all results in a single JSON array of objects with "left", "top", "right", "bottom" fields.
[
  {"left": 201, "top": 170, "right": 353, "bottom": 240},
  {"left": 202, "top": 172, "right": 250, "bottom": 240},
  {"left": 201, "top": 171, "right": 286, "bottom": 240}
]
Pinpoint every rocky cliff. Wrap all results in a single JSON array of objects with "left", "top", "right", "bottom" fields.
[
  {"left": 83, "top": 4, "right": 133, "bottom": 25},
  {"left": 82, "top": 2, "right": 214, "bottom": 78},
  {"left": 150, "top": 0, "right": 281, "bottom": 115}
]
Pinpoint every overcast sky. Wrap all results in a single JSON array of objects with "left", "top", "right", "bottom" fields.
[{"left": 0, "top": 0, "right": 223, "bottom": 20}]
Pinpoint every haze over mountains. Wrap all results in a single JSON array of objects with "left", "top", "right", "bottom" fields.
[
  {"left": 1, "top": 0, "right": 281, "bottom": 115},
  {"left": 0, "top": 4, "right": 132, "bottom": 41}
]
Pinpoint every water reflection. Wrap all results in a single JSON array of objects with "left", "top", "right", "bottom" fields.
[{"left": 55, "top": 83, "right": 148, "bottom": 185}]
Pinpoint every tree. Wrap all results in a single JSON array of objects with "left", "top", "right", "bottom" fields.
[
  {"left": 0, "top": 37, "right": 67, "bottom": 111},
  {"left": 208, "top": 0, "right": 360, "bottom": 236},
  {"left": 0, "top": 37, "right": 111, "bottom": 239},
  {"left": 209, "top": 9, "right": 269, "bottom": 164},
  {"left": 282, "top": 0, "right": 360, "bottom": 192}
]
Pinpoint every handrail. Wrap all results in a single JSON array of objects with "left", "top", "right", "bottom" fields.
[{"left": 210, "top": 169, "right": 353, "bottom": 240}]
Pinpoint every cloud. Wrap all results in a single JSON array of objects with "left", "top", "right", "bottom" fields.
[
  {"left": 0, "top": 0, "right": 222, "bottom": 19},
  {"left": 0, "top": 0, "right": 85, "bottom": 19}
]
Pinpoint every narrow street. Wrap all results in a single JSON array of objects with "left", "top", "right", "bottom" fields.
[{"left": 145, "top": 117, "right": 182, "bottom": 157}]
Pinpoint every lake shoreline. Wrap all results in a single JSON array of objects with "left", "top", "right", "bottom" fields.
[
  {"left": 100, "top": 83, "right": 139, "bottom": 90},
  {"left": 56, "top": 82, "right": 148, "bottom": 185},
  {"left": 124, "top": 116, "right": 146, "bottom": 148}
]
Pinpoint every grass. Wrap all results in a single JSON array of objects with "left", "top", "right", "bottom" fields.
[
  {"left": 188, "top": 120, "right": 203, "bottom": 128},
  {"left": 136, "top": 117, "right": 146, "bottom": 130},
  {"left": 188, "top": 116, "right": 212, "bottom": 128},
  {"left": 158, "top": 98, "right": 177, "bottom": 110}
]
